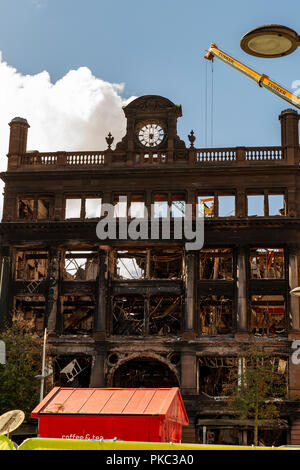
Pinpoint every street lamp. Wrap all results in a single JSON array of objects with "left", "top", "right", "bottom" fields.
[
  {"left": 34, "top": 328, "right": 50, "bottom": 403},
  {"left": 290, "top": 287, "right": 300, "bottom": 297},
  {"left": 240, "top": 24, "right": 300, "bottom": 58}
]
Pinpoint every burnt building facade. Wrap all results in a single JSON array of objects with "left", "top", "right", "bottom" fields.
[{"left": 0, "top": 95, "right": 300, "bottom": 445}]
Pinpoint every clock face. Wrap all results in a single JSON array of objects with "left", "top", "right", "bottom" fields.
[{"left": 138, "top": 123, "right": 165, "bottom": 148}]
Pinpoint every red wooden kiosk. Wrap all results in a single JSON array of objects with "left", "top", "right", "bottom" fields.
[{"left": 31, "top": 387, "right": 189, "bottom": 443}]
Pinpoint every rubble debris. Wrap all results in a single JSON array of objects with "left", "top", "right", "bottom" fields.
[
  {"left": 62, "top": 295, "right": 95, "bottom": 334},
  {"left": 112, "top": 357, "right": 179, "bottom": 388},
  {"left": 64, "top": 251, "right": 98, "bottom": 280},
  {"left": 199, "top": 248, "right": 233, "bottom": 280},
  {"left": 60, "top": 359, "right": 85, "bottom": 382},
  {"left": 37, "top": 197, "right": 51, "bottom": 219},
  {"left": 112, "top": 295, "right": 144, "bottom": 335},
  {"left": 199, "top": 296, "right": 233, "bottom": 335},
  {"left": 18, "top": 197, "right": 34, "bottom": 219},
  {"left": 149, "top": 295, "right": 182, "bottom": 335},
  {"left": 112, "top": 295, "right": 182, "bottom": 336},
  {"left": 198, "top": 356, "right": 238, "bottom": 396},
  {"left": 15, "top": 251, "right": 48, "bottom": 280},
  {"left": 114, "top": 250, "right": 146, "bottom": 280},
  {"left": 150, "top": 249, "right": 182, "bottom": 279},
  {"left": 113, "top": 248, "right": 182, "bottom": 280},
  {"left": 53, "top": 355, "right": 92, "bottom": 387},
  {"left": 198, "top": 355, "right": 287, "bottom": 398},
  {"left": 250, "top": 295, "right": 286, "bottom": 336},
  {"left": 14, "top": 295, "right": 45, "bottom": 336},
  {"left": 250, "top": 248, "right": 284, "bottom": 279}
]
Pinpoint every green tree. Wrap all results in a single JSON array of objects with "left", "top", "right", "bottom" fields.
[
  {"left": 0, "top": 314, "right": 42, "bottom": 418},
  {"left": 228, "top": 345, "right": 287, "bottom": 446}
]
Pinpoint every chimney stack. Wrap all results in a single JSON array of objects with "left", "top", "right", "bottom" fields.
[
  {"left": 8, "top": 117, "right": 30, "bottom": 155},
  {"left": 279, "top": 109, "right": 299, "bottom": 163}
]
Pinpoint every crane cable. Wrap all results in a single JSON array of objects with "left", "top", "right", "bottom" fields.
[
  {"left": 204, "top": 56, "right": 214, "bottom": 148},
  {"left": 211, "top": 59, "right": 214, "bottom": 148},
  {"left": 205, "top": 59, "right": 208, "bottom": 147}
]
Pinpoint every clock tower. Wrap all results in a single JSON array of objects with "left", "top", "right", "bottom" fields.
[{"left": 115, "top": 95, "right": 186, "bottom": 156}]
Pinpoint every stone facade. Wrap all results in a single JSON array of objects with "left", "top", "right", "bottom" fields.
[{"left": 0, "top": 95, "right": 300, "bottom": 445}]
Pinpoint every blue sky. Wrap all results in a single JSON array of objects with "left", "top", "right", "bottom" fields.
[{"left": 0, "top": 0, "right": 299, "bottom": 149}]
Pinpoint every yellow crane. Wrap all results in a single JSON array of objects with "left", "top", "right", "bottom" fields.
[{"left": 204, "top": 43, "right": 300, "bottom": 110}]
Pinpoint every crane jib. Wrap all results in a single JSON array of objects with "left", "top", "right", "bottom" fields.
[
  {"left": 207, "top": 44, "right": 300, "bottom": 111},
  {"left": 211, "top": 48, "right": 261, "bottom": 84},
  {"left": 262, "top": 82, "right": 300, "bottom": 109}
]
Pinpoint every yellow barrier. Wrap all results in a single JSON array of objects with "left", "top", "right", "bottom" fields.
[
  {"left": 17, "top": 438, "right": 300, "bottom": 451},
  {"left": 0, "top": 435, "right": 14, "bottom": 450}
]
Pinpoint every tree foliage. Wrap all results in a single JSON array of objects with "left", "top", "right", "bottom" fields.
[
  {"left": 228, "top": 344, "right": 287, "bottom": 445},
  {"left": 0, "top": 314, "right": 42, "bottom": 418}
]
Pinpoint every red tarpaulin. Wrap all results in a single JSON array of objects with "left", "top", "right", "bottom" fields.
[{"left": 31, "top": 387, "right": 189, "bottom": 443}]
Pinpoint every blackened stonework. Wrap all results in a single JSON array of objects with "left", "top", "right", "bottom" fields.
[{"left": 0, "top": 95, "right": 300, "bottom": 446}]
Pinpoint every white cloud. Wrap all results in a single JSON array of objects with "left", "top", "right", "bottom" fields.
[
  {"left": 0, "top": 53, "right": 136, "bottom": 218},
  {"left": 31, "top": 0, "right": 47, "bottom": 8}
]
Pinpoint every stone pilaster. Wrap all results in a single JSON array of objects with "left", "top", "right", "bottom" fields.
[
  {"left": 0, "top": 247, "right": 12, "bottom": 329},
  {"left": 46, "top": 248, "right": 60, "bottom": 332},
  {"left": 94, "top": 250, "right": 107, "bottom": 339},
  {"left": 236, "top": 247, "right": 248, "bottom": 333},
  {"left": 181, "top": 350, "right": 197, "bottom": 394},
  {"left": 89, "top": 352, "right": 106, "bottom": 387},
  {"left": 183, "top": 251, "right": 196, "bottom": 339}
]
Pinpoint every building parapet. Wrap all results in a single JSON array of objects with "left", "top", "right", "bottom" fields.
[{"left": 8, "top": 145, "right": 294, "bottom": 170}]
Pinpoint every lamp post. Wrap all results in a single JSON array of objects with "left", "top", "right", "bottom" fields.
[
  {"left": 34, "top": 328, "right": 49, "bottom": 403},
  {"left": 240, "top": 24, "right": 300, "bottom": 58},
  {"left": 40, "top": 328, "right": 47, "bottom": 403}
]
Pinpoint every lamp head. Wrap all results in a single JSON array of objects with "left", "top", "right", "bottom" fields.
[
  {"left": 290, "top": 287, "right": 300, "bottom": 297},
  {"left": 241, "top": 24, "right": 300, "bottom": 58}
]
